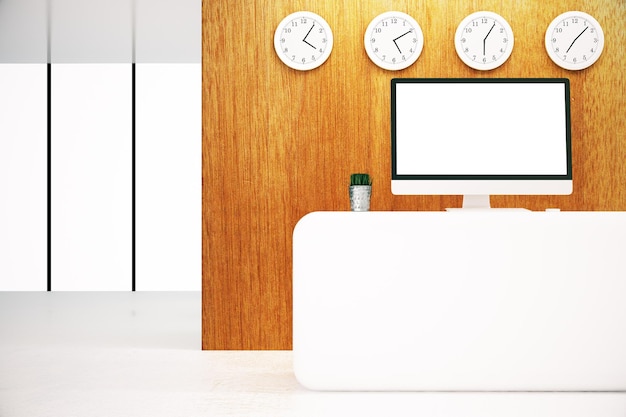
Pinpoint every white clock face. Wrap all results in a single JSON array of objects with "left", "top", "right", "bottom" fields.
[
  {"left": 364, "top": 11, "right": 424, "bottom": 71},
  {"left": 455, "top": 11, "right": 514, "bottom": 71},
  {"left": 545, "top": 11, "right": 604, "bottom": 71},
  {"left": 274, "top": 11, "right": 333, "bottom": 71}
]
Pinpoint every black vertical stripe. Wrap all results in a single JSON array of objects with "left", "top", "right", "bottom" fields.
[
  {"left": 47, "top": 63, "right": 52, "bottom": 292},
  {"left": 132, "top": 63, "right": 136, "bottom": 291},
  {"left": 131, "top": 0, "right": 136, "bottom": 291}
]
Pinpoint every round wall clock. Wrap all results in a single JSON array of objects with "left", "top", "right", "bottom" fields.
[
  {"left": 454, "top": 11, "right": 514, "bottom": 71},
  {"left": 364, "top": 11, "right": 424, "bottom": 71},
  {"left": 545, "top": 11, "right": 604, "bottom": 71},
  {"left": 274, "top": 11, "right": 333, "bottom": 71}
]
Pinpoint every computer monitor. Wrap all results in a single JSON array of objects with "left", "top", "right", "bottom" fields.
[{"left": 391, "top": 78, "right": 572, "bottom": 209}]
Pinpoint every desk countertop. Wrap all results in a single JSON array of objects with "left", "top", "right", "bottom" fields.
[{"left": 1, "top": 292, "right": 625, "bottom": 417}]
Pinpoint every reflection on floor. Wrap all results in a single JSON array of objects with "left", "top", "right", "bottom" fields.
[{"left": 1, "top": 292, "right": 625, "bottom": 417}]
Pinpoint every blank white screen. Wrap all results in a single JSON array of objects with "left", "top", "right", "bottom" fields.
[{"left": 395, "top": 82, "right": 568, "bottom": 176}]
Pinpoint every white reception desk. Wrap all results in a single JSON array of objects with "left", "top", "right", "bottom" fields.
[{"left": 293, "top": 211, "right": 626, "bottom": 391}]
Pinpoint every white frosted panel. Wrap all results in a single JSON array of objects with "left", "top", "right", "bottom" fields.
[
  {"left": 0, "top": 0, "right": 47, "bottom": 63},
  {"left": 50, "top": 0, "right": 132, "bottom": 63},
  {"left": 135, "top": 64, "right": 201, "bottom": 290},
  {"left": 135, "top": 0, "right": 201, "bottom": 63},
  {"left": 52, "top": 64, "right": 132, "bottom": 290},
  {"left": 0, "top": 64, "right": 47, "bottom": 290}
]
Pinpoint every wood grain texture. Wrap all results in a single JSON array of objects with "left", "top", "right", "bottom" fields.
[{"left": 203, "top": 0, "right": 626, "bottom": 349}]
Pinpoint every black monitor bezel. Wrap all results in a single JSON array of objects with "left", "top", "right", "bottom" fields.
[{"left": 391, "top": 78, "right": 572, "bottom": 181}]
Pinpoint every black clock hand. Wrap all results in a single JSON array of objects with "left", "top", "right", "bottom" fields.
[
  {"left": 483, "top": 23, "right": 495, "bottom": 55},
  {"left": 566, "top": 26, "right": 589, "bottom": 53},
  {"left": 302, "top": 23, "right": 317, "bottom": 49},
  {"left": 392, "top": 30, "right": 413, "bottom": 53}
]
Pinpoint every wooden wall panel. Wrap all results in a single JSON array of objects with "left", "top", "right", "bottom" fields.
[{"left": 203, "top": 0, "right": 626, "bottom": 349}]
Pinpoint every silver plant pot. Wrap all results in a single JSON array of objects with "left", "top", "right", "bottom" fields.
[{"left": 349, "top": 185, "right": 371, "bottom": 212}]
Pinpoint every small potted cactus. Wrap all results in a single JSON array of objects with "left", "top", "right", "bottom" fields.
[{"left": 349, "top": 173, "right": 372, "bottom": 212}]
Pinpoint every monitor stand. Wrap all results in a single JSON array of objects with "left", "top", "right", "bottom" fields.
[
  {"left": 462, "top": 194, "right": 491, "bottom": 209},
  {"left": 446, "top": 195, "right": 530, "bottom": 211}
]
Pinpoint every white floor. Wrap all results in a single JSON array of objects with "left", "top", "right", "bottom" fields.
[{"left": 1, "top": 292, "right": 625, "bottom": 417}]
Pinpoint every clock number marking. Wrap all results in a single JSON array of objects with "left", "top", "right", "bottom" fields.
[
  {"left": 281, "top": 19, "right": 326, "bottom": 63},
  {"left": 364, "top": 12, "right": 423, "bottom": 70},
  {"left": 461, "top": 17, "right": 509, "bottom": 62},
  {"left": 274, "top": 12, "right": 333, "bottom": 70},
  {"left": 545, "top": 11, "right": 603, "bottom": 70},
  {"left": 455, "top": 12, "right": 514, "bottom": 70},
  {"left": 369, "top": 17, "right": 420, "bottom": 65},
  {"left": 549, "top": 15, "right": 602, "bottom": 68}
]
